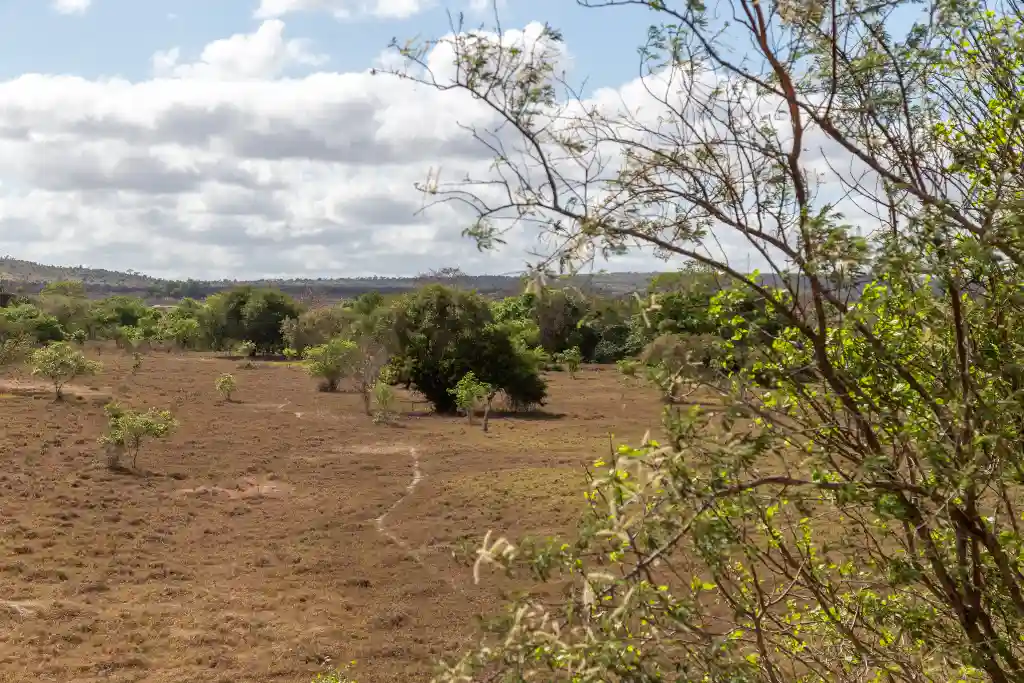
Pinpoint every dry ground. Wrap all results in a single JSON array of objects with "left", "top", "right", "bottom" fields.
[{"left": 0, "top": 348, "right": 665, "bottom": 683}]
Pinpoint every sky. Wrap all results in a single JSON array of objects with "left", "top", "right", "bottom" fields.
[{"left": 0, "top": 0, "right": 681, "bottom": 280}]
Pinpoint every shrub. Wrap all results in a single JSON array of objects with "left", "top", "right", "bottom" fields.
[
  {"left": 303, "top": 337, "right": 357, "bottom": 392},
  {"left": 372, "top": 381, "right": 395, "bottom": 424},
  {"left": 69, "top": 329, "right": 87, "bottom": 346},
  {"left": 448, "top": 371, "right": 493, "bottom": 424},
  {"left": 98, "top": 402, "right": 177, "bottom": 469},
  {"left": 555, "top": 346, "right": 582, "bottom": 377},
  {"left": 235, "top": 340, "right": 257, "bottom": 357},
  {"left": 29, "top": 342, "right": 101, "bottom": 398},
  {"left": 0, "top": 334, "right": 33, "bottom": 367},
  {"left": 215, "top": 373, "right": 236, "bottom": 401}
]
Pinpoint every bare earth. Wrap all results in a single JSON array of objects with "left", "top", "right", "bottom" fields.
[{"left": 0, "top": 349, "right": 664, "bottom": 682}]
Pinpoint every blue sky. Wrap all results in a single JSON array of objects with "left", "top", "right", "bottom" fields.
[{"left": 0, "top": 1, "right": 649, "bottom": 89}]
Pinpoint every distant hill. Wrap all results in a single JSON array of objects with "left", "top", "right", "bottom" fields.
[{"left": 0, "top": 257, "right": 661, "bottom": 302}]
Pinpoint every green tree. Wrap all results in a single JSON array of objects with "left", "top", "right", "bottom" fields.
[
  {"left": 385, "top": 1, "right": 1024, "bottom": 681},
  {"left": 30, "top": 342, "right": 101, "bottom": 398},
  {"left": 199, "top": 287, "right": 302, "bottom": 353},
  {"left": 99, "top": 402, "right": 177, "bottom": 469},
  {"left": 391, "top": 285, "right": 547, "bottom": 413}
]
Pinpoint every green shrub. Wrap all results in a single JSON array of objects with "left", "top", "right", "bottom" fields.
[
  {"left": 98, "top": 402, "right": 177, "bottom": 469},
  {"left": 303, "top": 337, "right": 357, "bottom": 392},
  {"left": 29, "top": 342, "right": 101, "bottom": 398},
  {"left": 215, "top": 373, "right": 236, "bottom": 401},
  {"left": 555, "top": 345, "right": 582, "bottom": 377},
  {"left": 372, "top": 381, "right": 396, "bottom": 424},
  {"left": 448, "top": 371, "right": 493, "bottom": 424},
  {"left": 235, "top": 340, "right": 257, "bottom": 357}
]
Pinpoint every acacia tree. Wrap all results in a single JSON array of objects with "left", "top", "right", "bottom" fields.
[{"left": 381, "top": 1, "right": 1024, "bottom": 681}]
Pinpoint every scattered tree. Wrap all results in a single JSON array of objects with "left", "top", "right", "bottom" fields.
[
  {"left": 29, "top": 342, "right": 101, "bottom": 399},
  {"left": 99, "top": 402, "right": 177, "bottom": 469}
]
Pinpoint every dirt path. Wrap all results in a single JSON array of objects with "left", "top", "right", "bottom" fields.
[{"left": 375, "top": 446, "right": 423, "bottom": 560}]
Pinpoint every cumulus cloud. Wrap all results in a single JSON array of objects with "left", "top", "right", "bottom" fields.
[
  {"left": 52, "top": 0, "right": 90, "bottom": 15},
  {"left": 152, "top": 20, "right": 328, "bottom": 80},
  {"left": 0, "top": 15, "right": 854, "bottom": 280}
]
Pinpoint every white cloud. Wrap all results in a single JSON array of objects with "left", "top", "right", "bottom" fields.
[
  {"left": 152, "top": 20, "right": 328, "bottom": 80},
  {"left": 52, "top": 0, "right": 91, "bottom": 15},
  {"left": 254, "top": 0, "right": 434, "bottom": 21},
  {"left": 0, "top": 20, "right": 612, "bottom": 279},
  {"left": 0, "top": 17, "right": 853, "bottom": 280}
]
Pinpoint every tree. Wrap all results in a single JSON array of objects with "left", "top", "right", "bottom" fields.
[
  {"left": 384, "top": 1, "right": 1024, "bottom": 681},
  {"left": 200, "top": 287, "right": 302, "bottom": 353},
  {"left": 343, "top": 307, "right": 397, "bottom": 415},
  {"left": 30, "top": 342, "right": 101, "bottom": 399},
  {"left": 99, "top": 402, "right": 177, "bottom": 470},
  {"left": 391, "top": 285, "right": 547, "bottom": 413}
]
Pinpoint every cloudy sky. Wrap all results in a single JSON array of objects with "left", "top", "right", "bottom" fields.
[{"left": 0, "top": 0, "right": 688, "bottom": 279}]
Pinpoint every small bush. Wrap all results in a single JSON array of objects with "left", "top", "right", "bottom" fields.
[
  {"left": 99, "top": 402, "right": 177, "bottom": 469},
  {"left": 372, "top": 380, "right": 396, "bottom": 424},
  {"left": 303, "top": 337, "right": 357, "bottom": 392},
  {"left": 215, "top": 373, "right": 237, "bottom": 401},
  {"left": 69, "top": 329, "right": 87, "bottom": 346},
  {"left": 448, "top": 371, "right": 493, "bottom": 424},
  {"left": 555, "top": 345, "right": 582, "bottom": 377},
  {"left": 30, "top": 342, "right": 101, "bottom": 398},
  {"left": 236, "top": 340, "right": 257, "bottom": 357}
]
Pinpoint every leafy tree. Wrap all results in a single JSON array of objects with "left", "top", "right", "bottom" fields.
[
  {"left": 343, "top": 307, "right": 397, "bottom": 415},
  {"left": 90, "top": 295, "right": 151, "bottom": 335},
  {"left": 99, "top": 402, "right": 177, "bottom": 469},
  {"left": 303, "top": 337, "right": 358, "bottom": 392},
  {"left": 0, "top": 334, "right": 33, "bottom": 367},
  {"left": 448, "top": 371, "right": 493, "bottom": 425},
  {"left": 384, "top": 1, "right": 1024, "bottom": 681},
  {"left": 30, "top": 342, "right": 101, "bottom": 398},
  {"left": 160, "top": 316, "right": 200, "bottom": 349},
  {"left": 40, "top": 280, "right": 86, "bottom": 298},
  {"left": 1, "top": 304, "right": 64, "bottom": 342},
  {"left": 391, "top": 285, "right": 547, "bottom": 413},
  {"left": 200, "top": 287, "right": 301, "bottom": 353}
]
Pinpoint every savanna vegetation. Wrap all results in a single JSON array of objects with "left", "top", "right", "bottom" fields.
[{"left": 4, "top": 0, "right": 1022, "bottom": 679}]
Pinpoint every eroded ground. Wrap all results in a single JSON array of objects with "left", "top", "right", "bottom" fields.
[{"left": 0, "top": 349, "right": 664, "bottom": 682}]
